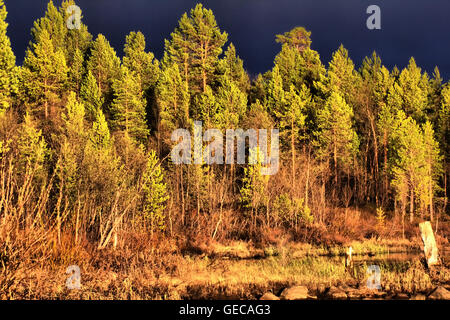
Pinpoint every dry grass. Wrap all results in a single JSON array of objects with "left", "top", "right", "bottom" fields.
[{"left": 2, "top": 235, "right": 449, "bottom": 300}]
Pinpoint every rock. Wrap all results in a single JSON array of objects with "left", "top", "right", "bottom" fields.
[
  {"left": 410, "top": 294, "right": 426, "bottom": 300},
  {"left": 326, "top": 286, "right": 347, "bottom": 300},
  {"left": 356, "top": 288, "right": 387, "bottom": 299},
  {"left": 260, "top": 292, "right": 280, "bottom": 300},
  {"left": 394, "top": 293, "right": 409, "bottom": 300},
  {"left": 372, "top": 291, "right": 387, "bottom": 298},
  {"left": 345, "top": 288, "right": 362, "bottom": 300},
  {"left": 427, "top": 286, "right": 450, "bottom": 300},
  {"left": 280, "top": 286, "right": 309, "bottom": 300},
  {"left": 419, "top": 221, "right": 439, "bottom": 267}
]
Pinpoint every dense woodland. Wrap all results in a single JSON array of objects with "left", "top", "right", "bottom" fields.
[{"left": 0, "top": 0, "right": 449, "bottom": 262}]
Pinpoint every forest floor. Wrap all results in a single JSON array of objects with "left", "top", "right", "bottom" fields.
[{"left": 3, "top": 235, "right": 450, "bottom": 300}]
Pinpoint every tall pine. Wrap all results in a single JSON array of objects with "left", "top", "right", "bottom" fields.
[{"left": 0, "top": 0, "right": 16, "bottom": 113}]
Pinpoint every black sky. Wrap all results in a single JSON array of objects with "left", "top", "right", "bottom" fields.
[{"left": 4, "top": 0, "right": 450, "bottom": 80}]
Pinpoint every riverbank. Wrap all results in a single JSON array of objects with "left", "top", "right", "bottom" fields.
[{"left": 2, "top": 238, "right": 449, "bottom": 300}]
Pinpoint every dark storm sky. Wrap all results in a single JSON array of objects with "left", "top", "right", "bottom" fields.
[{"left": 4, "top": 0, "right": 450, "bottom": 80}]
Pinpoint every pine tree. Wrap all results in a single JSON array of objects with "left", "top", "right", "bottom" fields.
[
  {"left": 240, "top": 147, "right": 269, "bottom": 220},
  {"left": 278, "top": 85, "right": 309, "bottom": 187},
  {"left": 275, "top": 27, "right": 311, "bottom": 52},
  {"left": 111, "top": 66, "right": 149, "bottom": 144},
  {"left": 274, "top": 27, "right": 325, "bottom": 95},
  {"left": 319, "top": 45, "right": 359, "bottom": 105},
  {"left": 86, "top": 34, "right": 121, "bottom": 105},
  {"left": 28, "top": 1, "right": 91, "bottom": 91},
  {"left": 0, "top": 0, "right": 16, "bottom": 114},
  {"left": 438, "top": 85, "right": 450, "bottom": 209},
  {"left": 217, "top": 43, "right": 250, "bottom": 93},
  {"left": 17, "top": 113, "right": 48, "bottom": 181},
  {"left": 420, "top": 121, "right": 442, "bottom": 220},
  {"left": 62, "top": 91, "right": 86, "bottom": 143},
  {"left": 193, "top": 86, "right": 217, "bottom": 128},
  {"left": 388, "top": 57, "right": 429, "bottom": 122},
  {"left": 391, "top": 112, "right": 426, "bottom": 222},
  {"left": 80, "top": 70, "right": 104, "bottom": 122},
  {"left": 266, "top": 65, "right": 285, "bottom": 115},
  {"left": 357, "top": 52, "right": 394, "bottom": 204},
  {"left": 60, "top": 1, "right": 92, "bottom": 60},
  {"left": 123, "top": 31, "right": 159, "bottom": 92},
  {"left": 156, "top": 63, "right": 190, "bottom": 148},
  {"left": 428, "top": 67, "right": 443, "bottom": 124},
  {"left": 273, "top": 43, "right": 303, "bottom": 91},
  {"left": 68, "top": 48, "right": 84, "bottom": 92},
  {"left": 163, "top": 3, "right": 228, "bottom": 94},
  {"left": 30, "top": 0, "right": 66, "bottom": 53},
  {"left": 214, "top": 75, "right": 247, "bottom": 130},
  {"left": 23, "top": 29, "right": 68, "bottom": 119},
  {"left": 142, "top": 150, "right": 169, "bottom": 233},
  {"left": 57, "top": 92, "right": 87, "bottom": 202},
  {"left": 31, "top": 1, "right": 91, "bottom": 63},
  {"left": 377, "top": 102, "right": 397, "bottom": 201},
  {"left": 317, "top": 91, "right": 359, "bottom": 188},
  {"left": 82, "top": 108, "right": 123, "bottom": 219},
  {"left": 88, "top": 109, "right": 112, "bottom": 150},
  {"left": 249, "top": 72, "right": 270, "bottom": 104}
]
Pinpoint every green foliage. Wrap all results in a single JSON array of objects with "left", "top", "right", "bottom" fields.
[
  {"left": 316, "top": 91, "right": 359, "bottom": 170},
  {"left": 89, "top": 109, "right": 111, "bottom": 150},
  {"left": 274, "top": 39, "right": 325, "bottom": 93},
  {"left": 59, "top": 1, "right": 92, "bottom": 57},
  {"left": 388, "top": 57, "right": 429, "bottom": 123},
  {"left": 23, "top": 28, "right": 68, "bottom": 117},
  {"left": 31, "top": 1, "right": 92, "bottom": 70},
  {"left": 213, "top": 75, "right": 247, "bottom": 129},
  {"left": 17, "top": 113, "right": 48, "bottom": 181},
  {"left": 217, "top": 43, "right": 250, "bottom": 93},
  {"left": 123, "top": 31, "right": 159, "bottom": 91},
  {"left": 111, "top": 66, "right": 149, "bottom": 144},
  {"left": 86, "top": 34, "right": 121, "bottom": 102},
  {"left": 30, "top": 1, "right": 66, "bottom": 53},
  {"left": 376, "top": 207, "right": 386, "bottom": 227},
  {"left": 318, "top": 45, "right": 359, "bottom": 105},
  {"left": 273, "top": 193, "right": 313, "bottom": 226},
  {"left": 0, "top": 1, "right": 447, "bottom": 252},
  {"left": 275, "top": 84, "right": 309, "bottom": 149},
  {"left": 80, "top": 70, "right": 104, "bottom": 122},
  {"left": 438, "top": 85, "right": 450, "bottom": 164},
  {"left": 193, "top": 85, "right": 217, "bottom": 127},
  {"left": 163, "top": 3, "right": 227, "bottom": 93},
  {"left": 61, "top": 91, "right": 86, "bottom": 147},
  {"left": 82, "top": 109, "right": 123, "bottom": 206},
  {"left": 0, "top": 0, "right": 16, "bottom": 113},
  {"left": 276, "top": 26, "right": 311, "bottom": 52},
  {"left": 156, "top": 63, "right": 191, "bottom": 149},
  {"left": 240, "top": 147, "right": 269, "bottom": 212},
  {"left": 390, "top": 112, "right": 442, "bottom": 218},
  {"left": 142, "top": 150, "right": 169, "bottom": 232},
  {"left": 68, "top": 48, "right": 84, "bottom": 92}
]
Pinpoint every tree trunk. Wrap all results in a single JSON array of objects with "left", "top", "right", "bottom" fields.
[
  {"left": 305, "top": 145, "right": 310, "bottom": 208},
  {"left": 429, "top": 178, "right": 434, "bottom": 222},
  {"left": 291, "top": 121, "right": 295, "bottom": 193}
]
